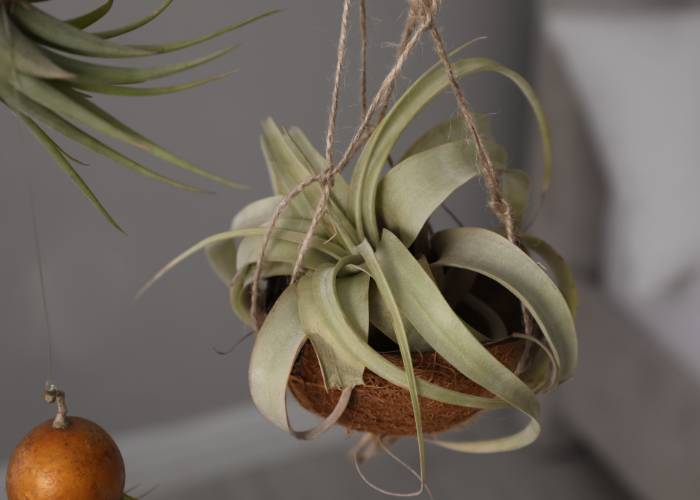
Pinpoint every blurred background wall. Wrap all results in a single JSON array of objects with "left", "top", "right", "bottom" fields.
[{"left": 1, "top": 1, "right": 698, "bottom": 499}]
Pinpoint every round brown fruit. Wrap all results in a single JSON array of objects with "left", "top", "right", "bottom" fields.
[{"left": 5, "top": 417, "right": 125, "bottom": 500}]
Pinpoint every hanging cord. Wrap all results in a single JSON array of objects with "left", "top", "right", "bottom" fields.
[
  {"left": 27, "top": 180, "right": 56, "bottom": 385},
  {"left": 359, "top": 0, "right": 368, "bottom": 120},
  {"left": 249, "top": 0, "right": 433, "bottom": 325},
  {"left": 423, "top": 7, "right": 534, "bottom": 338}
]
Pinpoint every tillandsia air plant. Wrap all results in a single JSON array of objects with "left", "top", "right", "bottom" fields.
[
  {"left": 0, "top": 0, "right": 277, "bottom": 231},
  {"left": 144, "top": 38, "right": 579, "bottom": 491}
]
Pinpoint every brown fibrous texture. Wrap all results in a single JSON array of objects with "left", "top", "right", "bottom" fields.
[{"left": 289, "top": 339, "right": 525, "bottom": 436}]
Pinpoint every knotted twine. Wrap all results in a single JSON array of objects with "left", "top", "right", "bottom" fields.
[{"left": 250, "top": 0, "right": 526, "bottom": 334}]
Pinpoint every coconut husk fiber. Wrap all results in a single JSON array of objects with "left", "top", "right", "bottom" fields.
[{"left": 289, "top": 338, "right": 526, "bottom": 436}]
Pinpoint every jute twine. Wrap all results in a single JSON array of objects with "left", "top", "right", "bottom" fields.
[{"left": 249, "top": 0, "right": 529, "bottom": 335}]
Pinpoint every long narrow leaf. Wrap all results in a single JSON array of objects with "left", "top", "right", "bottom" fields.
[
  {"left": 432, "top": 227, "right": 577, "bottom": 380},
  {"left": 68, "top": 71, "right": 235, "bottom": 97},
  {"left": 249, "top": 285, "right": 352, "bottom": 440},
  {"left": 368, "top": 284, "right": 432, "bottom": 352},
  {"left": 521, "top": 235, "right": 578, "bottom": 315},
  {"left": 12, "top": 73, "right": 244, "bottom": 188},
  {"left": 0, "top": 86, "right": 206, "bottom": 192},
  {"left": 287, "top": 126, "right": 351, "bottom": 214},
  {"left": 137, "top": 229, "right": 267, "bottom": 298},
  {"left": 46, "top": 46, "right": 236, "bottom": 85},
  {"left": 375, "top": 229, "right": 543, "bottom": 453},
  {"left": 95, "top": 0, "right": 173, "bottom": 39},
  {"left": 297, "top": 268, "right": 369, "bottom": 389},
  {"left": 12, "top": 3, "right": 155, "bottom": 58},
  {"left": 401, "top": 114, "right": 498, "bottom": 160},
  {"left": 65, "top": 0, "right": 113, "bottom": 29},
  {"left": 249, "top": 286, "right": 308, "bottom": 432},
  {"left": 21, "top": 115, "right": 123, "bottom": 232},
  {"left": 229, "top": 262, "right": 293, "bottom": 327},
  {"left": 357, "top": 240, "right": 427, "bottom": 486},
  {"left": 133, "top": 10, "right": 280, "bottom": 54},
  {"left": 139, "top": 227, "right": 345, "bottom": 298},
  {"left": 300, "top": 257, "right": 507, "bottom": 410},
  {"left": 261, "top": 119, "right": 356, "bottom": 248},
  {"left": 205, "top": 239, "right": 237, "bottom": 284},
  {"left": 375, "top": 230, "right": 540, "bottom": 410},
  {"left": 377, "top": 141, "right": 479, "bottom": 247},
  {"left": 351, "top": 56, "right": 551, "bottom": 244},
  {"left": 232, "top": 196, "right": 283, "bottom": 230}
]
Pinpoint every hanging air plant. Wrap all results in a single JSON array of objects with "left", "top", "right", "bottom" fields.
[
  {"left": 0, "top": 0, "right": 276, "bottom": 231},
  {"left": 143, "top": 0, "right": 578, "bottom": 493},
  {"left": 144, "top": 53, "right": 578, "bottom": 462}
]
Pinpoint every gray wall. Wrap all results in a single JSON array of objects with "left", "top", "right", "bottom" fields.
[{"left": 0, "top": 0, "right": 534, "bottom": 460}]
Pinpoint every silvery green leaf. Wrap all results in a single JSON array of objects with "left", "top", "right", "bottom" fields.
[
  {"left": 261, "top": 119, "right": 356, "bottom": 248},
  {"left": 249, "top": 284, "right": 352, "bottom": 440},
  {"left": 355, "top": 241, "right": 427, "bottom": 482},
  {"left": 139, "top": 226, "right": 343, "bottom": 298},
  {"left": 286, "top": 126, "right": 352, "bottom": 216},
  {"left": 375, "top": 230, "right": 540, "bottom": 410},
  {"left": 521, "top": 235, "right": 578, "bottom": 315},
  {"left": 351, "top": 56, "right": 551, "bottom": 244},
  {"left": 297, "top": 268, "right": 369, "bottom": 389},
  {"left": 377, "top": 141, "right": 478, "bottom": 247},
  {"left": 368, "top": 283, "right": 432, "bottom": 352},
  {"left": 235, "top": 234, "right": 338, "bottom": 272},
  {"left": 462, "top": 294, "right": 509, "bottom": 340},
  {"left": 432, "top": 227, "right": 577, "bottom": 381},
  {"left": 138, "top": 229, "right": 268, "bottom": 298},
  {"left": 249, "top": 286, "right": 308, "bottom": 432},
  {"left": 375, "top": 229, "right": 542, "bottom": 453},
  {"left": 401, "top": 114, "right": 504, "bottom": 163},
  {"left": 231, "top": 196, "right": 284, "bottom": 230},
  {"left": 205, "top": 239, "right": 237, "bottom": 285},
  {"left": 230, "top": 262, "right": 292, "bottom": 327}
]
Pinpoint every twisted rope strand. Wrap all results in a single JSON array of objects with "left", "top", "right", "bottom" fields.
[
  {"left": 427, "top": 24, "right": 516, "bottom": 243},
  {"left": 290, "top": 0, "right": 352, "bottom": 282},
  {"left": 251, "top": 2, "right": 434, "bottom": 323},
  {"left": 359, "top": 0, "right": 368, "bottom": 119}
]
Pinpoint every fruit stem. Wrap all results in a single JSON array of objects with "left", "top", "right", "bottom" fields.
[{"left": 43, "top": 384, "right": 69, "bottom": 429}]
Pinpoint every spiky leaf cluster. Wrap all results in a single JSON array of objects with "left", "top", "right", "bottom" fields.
[
  {"left": 144, "top": 49, "right": 578, "bottom": 475},
  {"left": 0, "top": 0, "right": 276, "bottom": 231}
]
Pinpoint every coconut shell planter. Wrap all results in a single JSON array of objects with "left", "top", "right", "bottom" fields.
[{"left": 145, "top": 3, "right": 579, "bottom": 490}]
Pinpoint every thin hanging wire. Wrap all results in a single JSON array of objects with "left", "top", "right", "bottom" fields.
[{"left": 27, "top": 158, "right": 55, "bottom": 385}]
